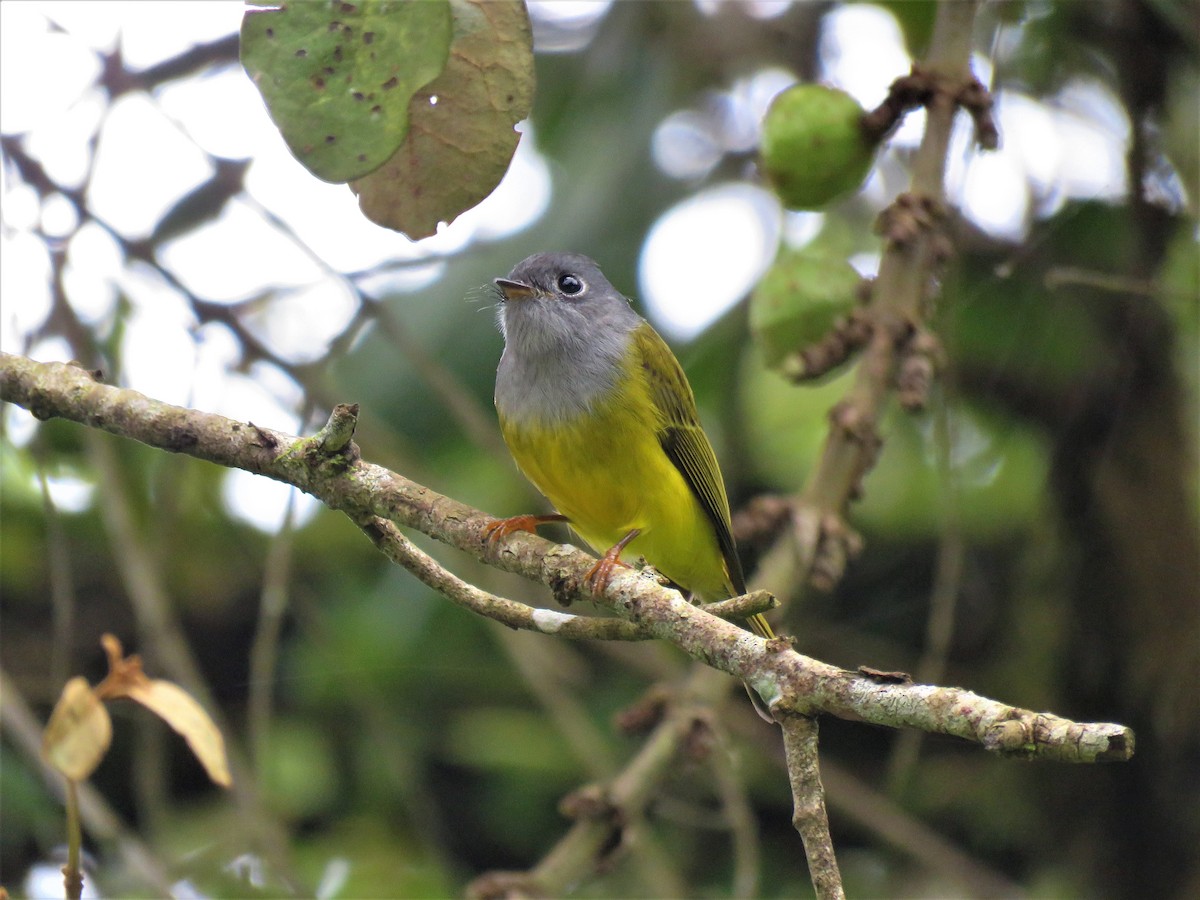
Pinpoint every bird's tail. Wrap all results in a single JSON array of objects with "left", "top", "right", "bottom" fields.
[
  {"left": 746, "top": 612, "right": 774, "bottom": 640},
  {"left": 742, "top": 611, "right": 777, "bottom": 722}
]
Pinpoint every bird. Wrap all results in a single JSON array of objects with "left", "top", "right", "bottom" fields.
[{"left": 486, "top": 252, "right": 775, "bottom": 652}]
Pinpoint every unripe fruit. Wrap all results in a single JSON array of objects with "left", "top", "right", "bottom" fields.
[
  {"left": 750, "top": 249, "right": 861, "bottom": 368},
  {"left": 760, "top": 84, "right": 875, "bottom": 210}
]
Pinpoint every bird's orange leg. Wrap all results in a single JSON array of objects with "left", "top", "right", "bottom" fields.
[
  {"left": 484, "top": 513, "right": 569, "bottom": 544},
  {"left": 584, "top": 528, "right": 641, "bottom": 594}
]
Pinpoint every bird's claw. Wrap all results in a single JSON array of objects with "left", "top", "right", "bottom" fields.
[
  {"left": 484, "top": 514, "right": 545, "bottom": 545},
  {"left": 584, "top": 551, "right": 630, "bottom": 594}
]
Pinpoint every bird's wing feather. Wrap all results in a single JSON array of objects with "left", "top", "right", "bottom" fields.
[{"left": 633, "top": 322, "right": 747, "bottom": 596}]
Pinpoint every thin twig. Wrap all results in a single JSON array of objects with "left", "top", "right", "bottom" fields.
[
  {"left": 356, "top": 514, "right": 652, "bottom": 640},
  {"left": 778, "top": 714, "right": 843, "bottom": 900},
  {"left": 887, "top": 393, "right": 966, "bottom": 791},
  {"left": 248, "top": 489, "right": 300, "bottom": 770},
  {"left": 494, "top": 627, "right": 620, "bottom": 780},
  {"left": 1043, "top": 266, "right": 1160, "bottom": 296},
  {"left": 371, "top": 299, "right": 508, "bottom": 458},
  {"left": 706, "top": 720, "right": 762, "bottom": 899},
  {"left": 64, "top": 779, "right": 84, "bottom": 900},
  {"left": 722, "top": 704, "right": 1025, "bottom": 896},
  {"left": 700, "top": 590, "right": 779, "bottom": 623},
  {"left": 37, "top": 462, "right": 77, "bottom": 688},
  {"left": 818, "top": 759, "right": 1026, "bottom": 897},
  {"left": 467, "top": 666, "right": 733, "bottom": 899}
]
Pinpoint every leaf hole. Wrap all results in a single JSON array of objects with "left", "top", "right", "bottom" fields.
[
  {"left": 382, "top": 76, "right": 398, "bottom": 90},
  {"left": 363, "top": 31, "right": 375, "bottom": 44}
]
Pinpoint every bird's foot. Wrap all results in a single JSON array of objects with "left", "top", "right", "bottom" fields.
[
  {"left": 583, "top": 528, "right": 641, "bottom": 594},
  {"left": 584, "top": 551, "right": 630, "bottom": 594},
  {"left": 484, "top": 513, "right": 568, "bottom": 544}
]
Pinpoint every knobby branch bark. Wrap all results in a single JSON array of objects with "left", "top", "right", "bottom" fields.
[
  {"left": 777, "top": 1, "right": 991, "bottom": 596},
  {"left": 0, "top": 352, "right": 1135, "bottom": 766},
  {"left": 763, "top": 2, "right": 991, "bottom": 892}
]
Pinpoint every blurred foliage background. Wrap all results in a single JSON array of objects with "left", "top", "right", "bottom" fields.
[{"left": 2, "top": 1, "right": 1198, "bottom": 898}]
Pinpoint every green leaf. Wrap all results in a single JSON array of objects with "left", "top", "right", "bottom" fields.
[
  {"left": 241, "top": 0, "right": 453, "bottom": 183},
  {"left": 350, "top": 0, "right": 534, "bottom": 238}
]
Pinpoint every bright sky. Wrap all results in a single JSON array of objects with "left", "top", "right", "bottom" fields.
[{"left": 1, "top": 1, "right": 1136, "bottom": 530}]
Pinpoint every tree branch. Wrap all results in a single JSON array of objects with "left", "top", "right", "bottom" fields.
[
  {"left": 0, "top": 353, "right": 1135, "bottom": 765},
  {"left": 785, "top": 0, "right": 987, "bottom": 593},
  {"left": 779, "top": 713, "right": 842, "bottom": 900},
  {"left": 356, "top": 513, "right": 651, "bottom": 640}
]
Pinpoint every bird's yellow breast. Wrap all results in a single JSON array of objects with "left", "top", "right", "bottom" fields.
[{"left": 498, "top": 357, "right": 728, "bottom": 597}]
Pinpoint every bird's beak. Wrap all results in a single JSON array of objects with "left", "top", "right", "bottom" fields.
[{"left": 494, "top": 277, "right": 536, "bottom": 302}]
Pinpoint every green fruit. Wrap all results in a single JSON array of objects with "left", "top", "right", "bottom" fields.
[
  {"left": 760, "top": 84, "right": 874, "bottom": 210},
  {"left": 750, "top": 249, "right": 861, "bottom": 369}
]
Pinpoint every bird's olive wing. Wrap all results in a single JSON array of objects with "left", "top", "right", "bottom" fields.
[{"left": 633, "top": 323, "right": 747, "bottom": 595}]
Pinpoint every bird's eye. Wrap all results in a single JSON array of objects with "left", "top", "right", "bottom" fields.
[{"left": 557, "top": 273, "right": 584, "bottom": 295}]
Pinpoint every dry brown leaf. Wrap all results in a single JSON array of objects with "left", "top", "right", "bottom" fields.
[
  {"left": 42, "top": 677, "right": 112, "bottom": 782},
  {"left": 125, "top": 679, "right": 233, "bottom": 788},
  {"left": 95, "top": 634, "right": 232, "bottom": 789}
]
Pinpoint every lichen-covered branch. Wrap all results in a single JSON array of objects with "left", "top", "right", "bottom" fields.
[
  {"left": 0, "top": 353, "right": 1135, "bottom": 764},
  {"left": 355, "top": 513, "right": 651, "bottom": 641},
  {"left": 779, "top": 713, "right": 843, "bottom": 900}
]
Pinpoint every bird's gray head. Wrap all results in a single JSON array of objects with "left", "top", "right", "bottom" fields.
[
  {"left": 494, "top": 252, "right": 640, "bottom": 354},
  {"left": 493, "top": 252, "right": 644, "bottom": 422}
]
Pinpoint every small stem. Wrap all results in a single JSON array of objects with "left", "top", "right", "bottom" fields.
[
  {"left": 779, "top": 714, "right": 843, "bottom": 900},
  {"left": 887, "top": 395, "right": 965, "bottom": 792},
  {"left": 248, "top": 491, "right": 299, "bottom": 770},
  {"left": 707, "top": 722, "right": 761, "bottom": 899},
  {"left": 1043, "top": 266, "right": 1160, "bottom": 296},
  {"left": 311, "top": 402, "right": 359, "bottom": 454},
  {"left": 64, "top": 779, "right": 84, "bottom": 900},
  {"left": 700, "top": 590, "right": 779, "bottom": 622}
]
